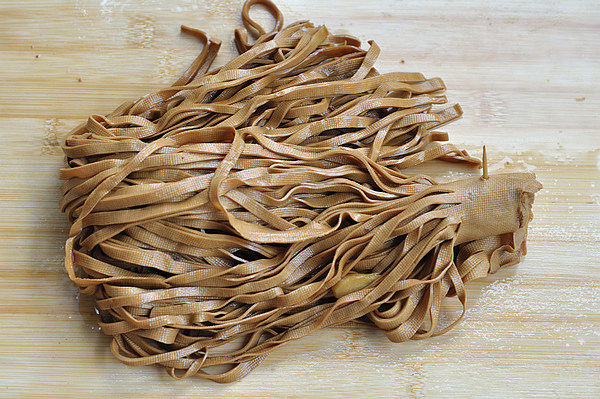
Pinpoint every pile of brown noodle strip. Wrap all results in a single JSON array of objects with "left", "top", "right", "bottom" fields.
[{"left": 60, "top": 0, "right": 542, "bottom": 382}]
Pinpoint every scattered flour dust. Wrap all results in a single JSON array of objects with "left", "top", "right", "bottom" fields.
[
  {"left": 528, "top": 222, "right": 600, "bottom": 242},
  {"left": 450, "top": 276, "right": 600, "bottom": 346},
  {"left": 488, "top": 156, "right": 537, "bottom": 173}
]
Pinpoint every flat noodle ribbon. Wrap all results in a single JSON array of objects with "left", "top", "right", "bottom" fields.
[{"left": 60, "top": 0, "right": 541, "bottom": 382}]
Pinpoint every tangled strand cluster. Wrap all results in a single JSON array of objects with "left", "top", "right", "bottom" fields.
[{"left": 60, "top": 0, "right": 540, "bottom": 382}]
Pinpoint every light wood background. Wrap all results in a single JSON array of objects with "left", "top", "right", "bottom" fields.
[{"left": 0, "top": 1, "right": 598, "bottom": 397}]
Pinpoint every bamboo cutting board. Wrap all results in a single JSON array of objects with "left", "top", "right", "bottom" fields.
[{"left": 0, "top": 1, "right": 598, "bottom": 397}]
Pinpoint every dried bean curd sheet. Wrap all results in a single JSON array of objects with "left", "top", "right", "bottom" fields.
[{"left": 60, "top": 0, "right": 542, "bottom": 382}]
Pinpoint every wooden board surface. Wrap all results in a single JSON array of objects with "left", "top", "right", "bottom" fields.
[{"left": 0, "top": 0, "right": 598, "bottom": 397}]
